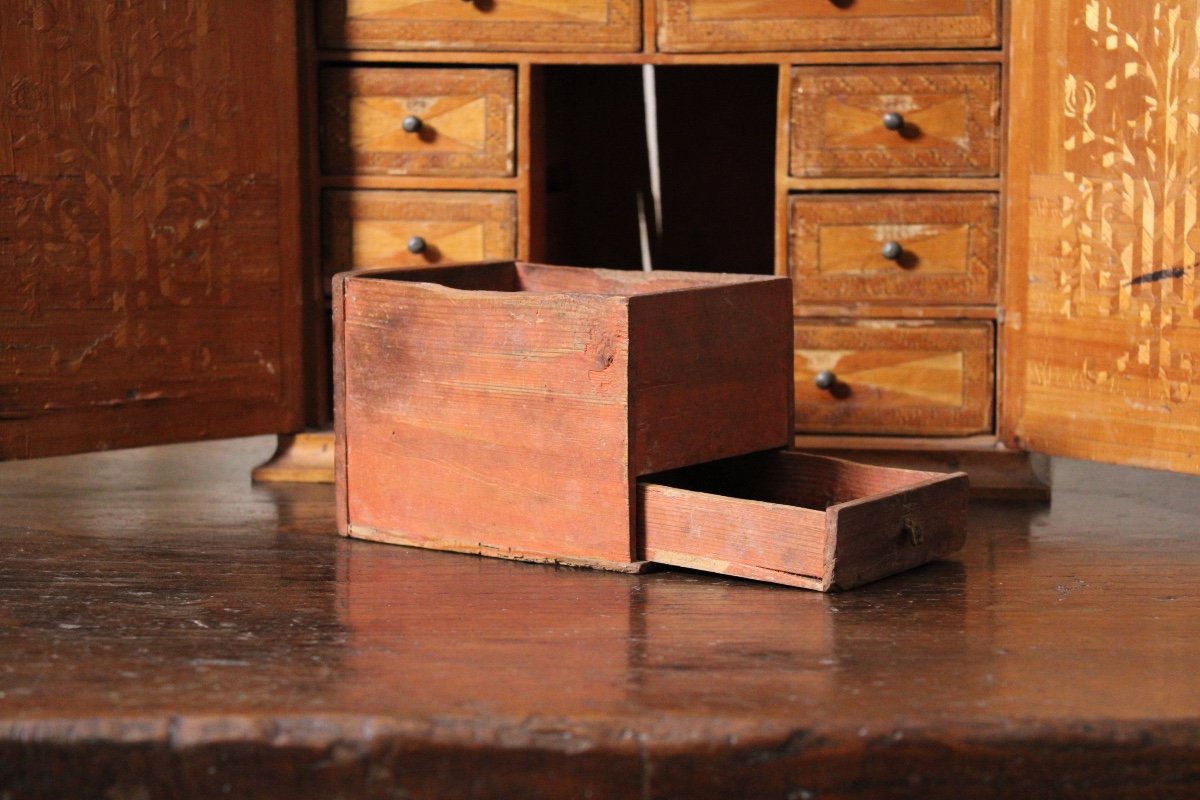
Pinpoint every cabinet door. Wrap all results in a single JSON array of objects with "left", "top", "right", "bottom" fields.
[
  {"left": 1005, "top": 0, "right": 1200, "bottom": 472},
  {"left": 1, "top": 1, "right": 304, "bottom": 459}
]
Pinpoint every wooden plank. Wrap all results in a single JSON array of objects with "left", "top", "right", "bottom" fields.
[
  {"left": 658, "top": 0, "right": 1000, "bottom": 52},
  {"left": 319, "top": 67, "right": 516, "bottom": 178},
  {"left": 318, "top": 0, "right": 641, "bottom": 53},
  {"left": 789, "top": 193, "right": 999, "bottom": 306},
  {"left": 0, "top": 0, "right": 304, "bottom": 459},
  {"left": 1004, "top": 0, "right": 1200, "bottom": 473},
  {"left": 315, "top": 49, "right": 1007, "bottom": 66},
  {"left": 789, "top": 65, "right": 1002, "bottom": 178}
]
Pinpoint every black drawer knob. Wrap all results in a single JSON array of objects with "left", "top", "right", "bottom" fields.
[
  {"left": 402, "top": 115, "right": 423, "bottom": 133},
  {"left": 881, "top": 241, "right": 903, "bottom": 261},
  {"left": 814, "top": 370, "right": 837, "bottom": 391},
  {"left": 882, "top": 112, "right": 905, "bottom": 131},
  {"left": 407, "top": 236, "right": 428, "bottom": 254}
]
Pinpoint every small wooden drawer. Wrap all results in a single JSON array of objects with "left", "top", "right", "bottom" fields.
[
  {"left": 790, "top": 65, "right": 1001, "bottom": 178},
  {"left": 640, "top": 450, "right": 967, "bottom": 591},
  {"left": 318, "top": 0, "right": 641, "bottom": 52},
  {"left": 658, "top": 0, "right": 998, "bottom": 52},
  {"left": 793, "top": 321, "right": 993, "bottom": 436},
  {"left": 320, "top": 67, "right": 515, "bottom": 177},
  {"left": 789, "top": 193, "right": 998, "bottom": 305},
  {"left": 322, "top": 190, "right": 516, "bottom": 285}
]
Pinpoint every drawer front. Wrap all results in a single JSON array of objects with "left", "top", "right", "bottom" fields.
[
  {"left": 658, "top": 0, "right": 999, "bottom": 52},
  {"left": 793, "top": 321, "right": 993, "bottom": 436},
  {"left": 789, "top": 193, "right": 998, "bottom": 305},
  {"left": 323, "top": 190, "right": 516, "bottom": 285},
  {"left": 318, "top": 0, "right": 641, "bottom": 52},
  {"left": 790, "top": 65, "right": 1001, "bottom": 178},
  {"left": 320, "top": 68, "right": 515, "bottom": 177}
]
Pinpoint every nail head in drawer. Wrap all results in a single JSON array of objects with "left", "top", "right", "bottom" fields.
[
  {"left": 320, "top": 67, "right": 515, "bottom": 177},
  {"left": 639, "top": 450, "right": 968, "bottom": 591},
  {"left": 790, "top": 65, "right": 1001, "bottom": 178},
  {"left": 794, "top": 320, "right": 994, "bottom": 436},
  {"left": 789, "top": 193, "right": 999, "bottom": 305}
]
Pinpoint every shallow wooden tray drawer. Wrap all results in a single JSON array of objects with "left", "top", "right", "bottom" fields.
[
  {"left": 789, "top": 193, "right": 998, "bottom": 305},
  {"left": 658, "top": 0, "right": 998, "bottom": 52},
  {"left": 320, "top": 67, "right": 515, "bottom": 178},
  {"left": 323, "top": 190, "right": 516, "bottom": 285},
  {"left": 318, "top": 0, "right": 641, "bottom": 52},
  {"left": 790, "top": 65, "right": 1001, "bottom": 178},
  {"left": 640, "top": 450, "right": 967, "bottom": 591},
  {"left": 793, "top": 320, "right": 994, "bottom": 436}
]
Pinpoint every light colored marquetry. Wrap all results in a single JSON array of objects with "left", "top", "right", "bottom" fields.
[
  {"left": 320, "top": 68, "right": 515, "bottom": 177},
  {"left": 319, "top": 0, "right": 641, "bottom": 52},
  {"left": 790, "top": 65, "right": 1001, "bottom": 178},
  {"left": 658, "top": 0, "right": 999, "bottom": 52},
  {"left": 1006, "top": 0, "right": 1200, "bottom": 473},
  {"left": 789, "top": 193, "right": 998, "bottom": 305},
  {"left": 793, "top": 321, "right": 994, "bottom": 436},
  {"left": 322, "top": 190, "right": 516, "bottom": 284}
]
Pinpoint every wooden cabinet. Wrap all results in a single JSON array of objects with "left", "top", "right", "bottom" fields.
[{"left": 5, "top": 0, "right": 1200, "bottom": 486}]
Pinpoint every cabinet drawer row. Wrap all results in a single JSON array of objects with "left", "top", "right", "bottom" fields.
[
  {"left": 317, "top": 1, "right": 999, "bottom": 53},
  {"left": 318, "top": 64, "right": 1001, "bottom": 180}
]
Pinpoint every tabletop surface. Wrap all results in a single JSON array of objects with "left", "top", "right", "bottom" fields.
[{"left": 1, "top": 437, "right": 1198, "bottom": 798}]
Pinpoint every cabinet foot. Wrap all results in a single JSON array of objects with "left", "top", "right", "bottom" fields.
[{"left": 252, "top": 432, "right": 335, "bottom": 484}]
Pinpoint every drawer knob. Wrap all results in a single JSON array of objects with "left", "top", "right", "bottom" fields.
[
  {"left": 881, "top": 241, "right": 903, "bottom": 261},
  {"left": 407, "top": 236, "right": 428, "bottom": 254},
  {"left": 814, "top": 370, "right": 838, "bottom": 391},
  {"left": 402, "top": 115, "right": 423, "bottom": 134},
  {"left": 882, "top": 112, "right": 905, "bottom": 131}
]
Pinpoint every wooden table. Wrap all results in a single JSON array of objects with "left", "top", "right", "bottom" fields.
[{"left": 1, "top": 438, "right": 1198, "bottom": 798}]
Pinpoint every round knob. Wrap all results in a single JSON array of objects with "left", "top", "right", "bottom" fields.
[
  {"left": 882, "top": 112, "right": 905, "bottom": 131},
  {"left": 402, "top": 115, "right": 423, "bottom": 133},
  {"left": 814, "top": 370, "right": 837, "bottom": 391},
  {"left": 407, "top": 236, "right": 427, "bottom": 254},
  {"left": 881, "top": 241, "right": 903, "bottom": 261}
]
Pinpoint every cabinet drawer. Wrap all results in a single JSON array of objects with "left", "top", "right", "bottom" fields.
[
  {"left": 658, "top": 0, "right": 998, "bottom": 52},
  {"left": 318, "top": 0, "right": 641, "bottom": 52},
  {"left": 790, "top": 65, "right": 1001, "bottom": 178},
  {"left": 789, "top": 193, "right": 998, "bottom": 306},
  {"left": 793, "top": 321, "right": 993, "bottom": 436},
  {"left": 323, "top": 190, "right": 516, "bottom": 285},
  {"left": 320, "top": 68, "right": 515, "bottom": 177}
]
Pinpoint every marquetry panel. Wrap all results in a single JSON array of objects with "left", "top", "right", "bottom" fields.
[
  {"left": 318, "top": 0, "right": 641, "bottom": 52},
  {"left": 320, "top": 67, "right": 515, "bottom": 177},
  {"left": 789, "top": 193, "right": 998, "bottom": 305},
  {"left": 793, "top": 321, "right": 994, "bottom": 436},
  {"left": 1006, "top": 0, "right": 1200, "bottom": 472},
  {"left": 790, "top": 65, "right": 1001, "bottom": 178},
  {"left": 0, "top": 0, "right": 303, "bottom": 459},
  {"left": 322, "top": 190, "right": 516, "bottom": 285},
  {"left": 658, "top": 0, "right": 999, "bottom": 52}
]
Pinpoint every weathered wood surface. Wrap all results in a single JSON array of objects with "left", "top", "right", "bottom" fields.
[
  {"left": 789, "top": 192, "right": 999, "bottom": 306},
  {"left": 793, "top": 320, "right": 994, "bottom": 436},
  {"left": 2, "top": 437, "right": 1200, "bottom": 797},
  {"left": 0, "top": 0, "right": 305, "bottom": 459},
  {"left": 790, "top": 65, "right": 1002, "bottom": 178},
  {"left": 658, "top": 0, "right": 1000, "bottom": 52},
  {"left": 335, "top": 263, "right": 791, "bottom": 567},
  {"left": 319, "top": 67, "right": 516, "bottom": 177},
  {"left": 1004, "top": 0, "right": 1200, "bottom": 474},
  {"left": 318, "top": 0, "right": 642, "bottom": 52}
]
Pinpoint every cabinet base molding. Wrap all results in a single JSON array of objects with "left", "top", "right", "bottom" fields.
[{"left": 251, "top": 432, "right": 336, "bottom": 484}]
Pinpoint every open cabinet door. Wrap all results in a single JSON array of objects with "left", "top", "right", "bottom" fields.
[
  {"left": 1, "top": 1, "right": 304, "bottom": 459},
  {"left": 1005, "top": 0, "right": 1200, "bottom": 472}
]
